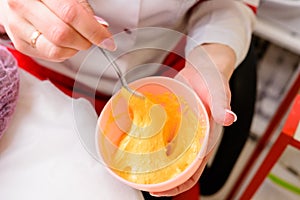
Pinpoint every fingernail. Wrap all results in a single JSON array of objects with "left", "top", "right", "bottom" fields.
[
  {"left": 98, "top": 38, "right": 117, "bottom": 51},
  {"left": 150, "top": 193, "right": 160, "bottom": 197},
  {"left": 94, "top": 15, "right": 109, "bottom": 27},
  {"left": 225, "top": 109, "right": 237, "bottom": 122}
]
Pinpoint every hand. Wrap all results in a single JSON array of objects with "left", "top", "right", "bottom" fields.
[
  {"left": 150, "top": 43, "right": 237, "bottom": 197},
  {"left": 150, "top": 148, "right": 210, "bottom": 197},
  {"left": 0, "top": 0, "right": 116, "bottom": 62},
  {"left": 177, "top": 43, "right": 237, "bottom": 126}
]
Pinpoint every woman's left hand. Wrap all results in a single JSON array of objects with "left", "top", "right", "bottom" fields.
[
  {"left": 150, "top": 43, "right": 237, "bottom": 197},
  {"left": 178, "top": 43, "right": 237, "bottom": 127}
]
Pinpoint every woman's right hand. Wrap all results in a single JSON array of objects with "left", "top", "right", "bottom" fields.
[{"left": 0, "top": 0, "right": 116, "bottom": 62}]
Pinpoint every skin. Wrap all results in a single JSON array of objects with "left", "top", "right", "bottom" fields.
[
  {"left": 0, "top": 0, "right": 237, "bottom": 197},
  {"left": 182, "top": 43, "right": 237, "bottom": 126},
  {"left": 0, "top": 0, "right": 115, "bottom": 61}
]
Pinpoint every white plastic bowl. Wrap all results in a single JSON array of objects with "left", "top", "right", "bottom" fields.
[{"left": 95, "top": 76, "right": 209, "bottom": 192}]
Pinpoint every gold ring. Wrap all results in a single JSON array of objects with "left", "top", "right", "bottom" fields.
[{"left": 30, "top": 30, "right": 41, "bottom": 48}]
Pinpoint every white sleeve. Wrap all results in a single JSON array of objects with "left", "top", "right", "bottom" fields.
[{"left": 185, "top": 0, "right": 258, "bottom": 67}]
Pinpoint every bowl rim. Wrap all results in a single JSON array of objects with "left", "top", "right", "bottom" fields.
[{"left": 95, "top": 76, "right": 210, "bottom": 191}]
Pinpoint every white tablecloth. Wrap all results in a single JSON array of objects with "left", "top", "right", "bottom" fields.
[{"left": 0, "top": 70, "right": 143, "bottom": 200}]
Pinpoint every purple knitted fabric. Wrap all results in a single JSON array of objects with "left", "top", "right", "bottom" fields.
[{"left": 0, "top": 46, "right": 19, "bottom": 139}]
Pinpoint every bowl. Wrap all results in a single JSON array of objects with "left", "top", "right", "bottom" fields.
[{"left": 95, "top": 76, "right": 209, "bottom": 192}]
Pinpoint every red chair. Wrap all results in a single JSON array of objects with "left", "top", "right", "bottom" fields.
[
  {"left": 239, "top": 93, "right": 300, "bottom": 199},
  {"left": 226, "top": 72, "right": 300, "bottom": 200}
]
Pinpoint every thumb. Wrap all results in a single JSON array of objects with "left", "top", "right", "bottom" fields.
[
  {"left": 175, "top": 49, "right": 237, "bottom": 126},
  {"left": 205, "top": 72, "right": 237, "bottom": 126}
]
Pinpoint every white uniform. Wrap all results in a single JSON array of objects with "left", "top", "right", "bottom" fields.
[
  {"left": 0, "top": 2, "right": 260, "bottom": 199},
  {"left": 33, "top": 0, "right": 258, "bottom": 95}
]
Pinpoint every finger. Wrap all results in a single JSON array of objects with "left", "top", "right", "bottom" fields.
[
  {"left": 31, "top": 31, "right": 79, "bottom": 61},
  {"left": 198, "top": 67, "right": 237, "bottom": 126},
  {"left": 179, "top": 66, "right": 237, "bottom": 126},
  {"left": 203, "top": 73, "right": 236, "bottom": 126},
  {"left": 177, "top": 48, "right": 237, "bottom": 126},
  {"left": 41, "top": 0, "right": 116, "bottom": 51},
  {"left": 13, "top": 0, "right": 92, "bottom": 51},
  {"left": 8, "top": 16, "right": 78, "bottom": 62},
  {"left": 150, "top": 157, "right": 207, "bottom": 197}
]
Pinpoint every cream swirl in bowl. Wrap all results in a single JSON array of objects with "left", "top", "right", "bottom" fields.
[{"left": 96, "top": 76, "right": 209, "bottom": 192}]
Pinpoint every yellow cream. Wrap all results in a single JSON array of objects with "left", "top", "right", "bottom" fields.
[{"left": 100, "top": 88, "right": 207, "bottom": 184}]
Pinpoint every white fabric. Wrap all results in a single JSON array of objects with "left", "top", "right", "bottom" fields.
[
  {"left": 0, "top": 70, "right": 144, "bottom": 200},
  {"left": 34, "top": 0, "right": 256, "bottom": 95},
  {"left": 186, "top": 0, "right": 256, "bottom": 67}
]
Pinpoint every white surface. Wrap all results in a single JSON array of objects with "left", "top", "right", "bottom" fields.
[
  {"left": 254, "top": 0, "right": 300, "bottom": 54},
  {"left": 254, "top": 157, "right": 300, "bottom": 200},
  {"left": 254, "top": 18, "right": 300, "bottom": 55},
  {"left": 0, "top": 70, "right": 144, "bottom": 200},
  {"left": 257, "top": 0, "right": 300, "bottom": 35},
  {"left": 250, "top": 43, "right": 299, "bottom": 136}
]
